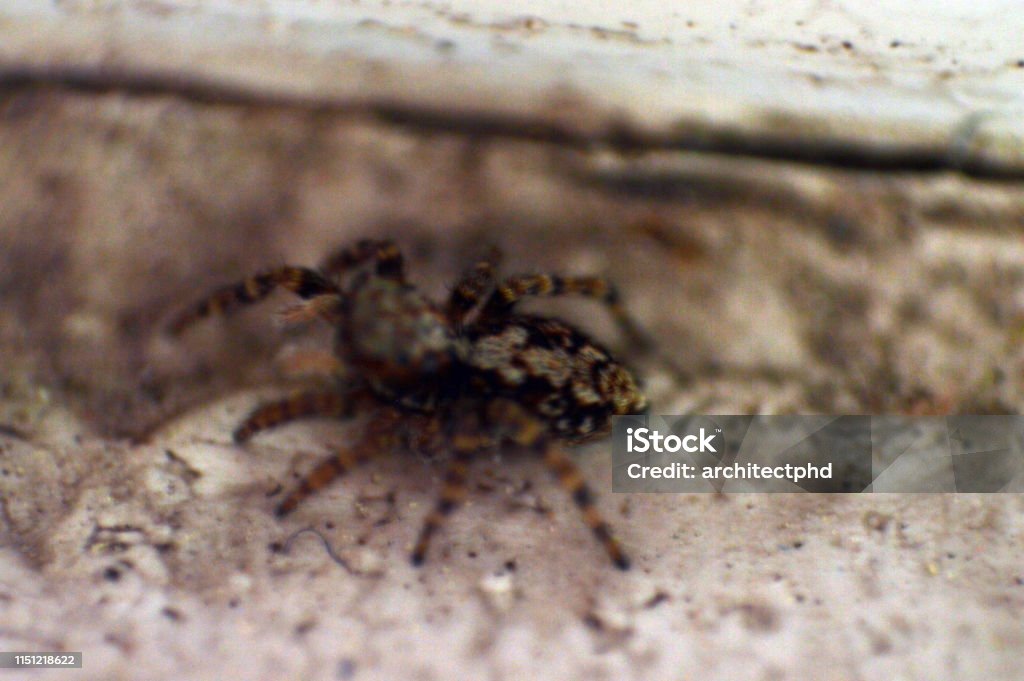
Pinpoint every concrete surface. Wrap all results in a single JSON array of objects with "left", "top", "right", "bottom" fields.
[{"left": 1, "top": 2, "right": 1023, "bottom": 680}]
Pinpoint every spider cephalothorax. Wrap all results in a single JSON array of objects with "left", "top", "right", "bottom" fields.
[{"left": 168, "top": 239, "right": 648, "bottom": 569}]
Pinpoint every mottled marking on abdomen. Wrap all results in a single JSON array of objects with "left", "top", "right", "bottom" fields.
[{"left": 465, "top": 315, "right": 647, "bottom": 439}]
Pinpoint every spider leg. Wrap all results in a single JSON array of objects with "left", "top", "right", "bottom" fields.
[
  {"left": 481, "top": 274, "right": 652, "bottom": 352},
  {"left": 167, "top": 266, "right": 338, "bottom": 335},
  {"left": 233, "top": 389, "right": 360, "bottom": 443},
  {"left": 320, "top": 238, "right": 405, "bottom": 282},
  {"left": 445, "top": 247, "right": 502, "bottom": 325},
  {"left": 492, "top": 400, "right": 630, "bottom": 570},
  {"left": 275, "top": 447, "right": 373, "bottom": 518},
  {"left": 410, "top": 431, "right": 489, "bottom": 566},
  {"left": 541, "top": 444, "right": 630, "bottom": 570},
  {"left": 274, "top": 409, "right": 398, "bottom": 517},
  {"left": 277, "top": 294, "right": 345, "bottom": 326}
]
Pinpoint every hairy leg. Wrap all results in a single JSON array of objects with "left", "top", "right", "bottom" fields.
[
  {"left": 540, "top": 444, "right": 630, "bottom": 570},
  {"left": 274, "top": 410, "right": 398, "bottom": 517},
  {"left": 275, "top": 447, "right": 373, "bottom": 518},
  {"left": 277, "top": 294, "right": 345, "bottom": 326},
  {"left": 320, "top": 238, "right": 405, "bottom": 281},
  {"left": 233, "top": 389, "right": 360, "bottom": 443},
  {"left": 491, "top": 400, "right": 630, "bottom": 570},
  {"left": 409, "top": 435, "right": 483, "bottom": 566},
  {"left": 481, "top": 274, "right": 652, "bottom": 352},
  {"left": 167, "top": 266, "right": 338, "bottom": 335},
  {"left": 445, "top": 247, "right": 501, "bottom": 325}
]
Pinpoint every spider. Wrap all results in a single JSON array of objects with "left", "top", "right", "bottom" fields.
[{"left": 167, "top": 239, "right": 649, "bottom": 569}]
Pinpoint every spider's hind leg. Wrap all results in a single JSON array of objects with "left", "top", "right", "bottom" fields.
[{"left": 167, "top": 266, "right": 338, "bottom": 335}]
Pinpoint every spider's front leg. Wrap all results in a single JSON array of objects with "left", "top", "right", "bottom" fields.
[
  {"left": 481, "top": 273, "right": 652, "bottom": 353},
  {"left": 445, "top": 247, "right": 502, "bottom": 325},
  {"left": 166, "top": 266, "right": 339, "bottom": 335}
]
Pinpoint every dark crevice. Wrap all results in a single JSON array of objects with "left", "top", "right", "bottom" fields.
[{"left": 1, "top": 65, "right": 1022, "bottom": 181}]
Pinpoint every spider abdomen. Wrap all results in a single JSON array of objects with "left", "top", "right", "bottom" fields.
[{"left": 466, "top": 315, "right": 647, "bottom": 439}]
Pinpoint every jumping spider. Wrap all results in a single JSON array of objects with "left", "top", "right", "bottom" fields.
[{"left": 168, "top": 239, "right": 648, "bottom": 569}]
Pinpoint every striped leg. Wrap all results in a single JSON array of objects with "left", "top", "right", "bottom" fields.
[
  {"left": 410, "top": 433, "right": 487, "bottom": 566},
  {"left": 445, "top": 247, "right": 501, "bottom": 324},
  {"left": 274, "top": 409, "right": 400, "bottom": 518},
  {"left": 277, "top": 294, "right": 345, "bottom": 326},
  {"left": 275, "top": 446, "right": 375, "bottom": 518},
  {"left": 481, "top": 274, "right": 652, "bottom": 352},
  {"left": 320, "top": 239, "right": 405, "bottom": 281},
  {"left": 488, "top": 400, "right": 629, "bottom": 570},
  {"left": 167, "top": 266, "right": 338, "bottom": 335},
  {"left": 232, "top": 390, "right": 357, "bottom": 443},
  {"left": 542, "top": 445, "right": 630, "bottom": 570}
]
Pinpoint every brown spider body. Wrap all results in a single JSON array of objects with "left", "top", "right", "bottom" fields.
[{"left": 168, "top": 239, "right": 648, "bottom": 569}]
